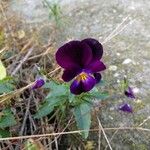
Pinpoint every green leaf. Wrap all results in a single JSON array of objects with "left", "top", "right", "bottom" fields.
[
  {"left": 34, "top": 97, "right": 63, "bottom": 119},
  {"left": 0, "top": 108, "right": 16, "bottom": 128},
  {"left": 34, "top": 102, "right": 54, "bottom": 119},
  {"left": 0, "top": 60, "right": 6, "bottom": 80},
  {"left": 43, "top": 81, "right": 58, "bottom": 89},
  {"left": 35, "top": 81, "right": 69, "bottom": 119},
  {"left": 44, "top": 81, "right": 68, "bottom": 98},
  {"left": 73, "top": 102, "right": 92, "bottom": 139},
  {"left": 0, "top": 129, "right": 10, "bottom": 138},
  {"left": 0, "top": 80, "right": 15, "bottom": 94},
  {"left": 89, "top": 87, "right": 109, "bottom": 100},
  {"left": 68, "top": 93, "right": 75, "bottom": 103},
  {"left": 90, "top": 92, "right": 109, "bottom": 100},
  {"left": 46, "top": 85, "right": 67, "bottom": 98}
]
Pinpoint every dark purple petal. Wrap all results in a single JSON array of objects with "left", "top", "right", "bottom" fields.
[
  {"left": 32, "top": 78, "right": 45, "bottom": 89},
  {"left": 82, "top": 38, "right": 103, "bottom": 60},
  {"left": 62, "top": 68, "right": 81, "bottom": 82},
  {"left": 56, "top": 40, "right": 92, "bottom": 69},
  {"left": 80, "top": 41, "right": 93, "bottom": 67},
  {"left": 86, "top": 60, "right": 106, "bottom": 73},
  {"left": 93, "top": 73, "right": 101, "bottom": 83},
  {"left": 125, "top": 87, "right": 135, "bottom": 99},
  {"left": 119, "top": 103, "right": 133, "bottom": 113},
  {"left": 70, "top": 74, "right": 96, "bottom": 95},
  {"left": 70, "top": 80, "right": 82, "bottom": 95}
]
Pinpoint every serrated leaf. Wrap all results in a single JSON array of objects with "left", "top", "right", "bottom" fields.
[
  {"left": 0, "top": 108, "right": 16, "bottom": 128},
  {"left": 73, "top": 103, "right": 91, "bottom": 139},
  {"left": 0, "top": 129, "right": 10, "bottom": 138},
  {"left": 34, "top": 97, "right": 63, "bottom": 119},
  {"left": 0, "top": 60, "right": 6, "bottom": 80}
]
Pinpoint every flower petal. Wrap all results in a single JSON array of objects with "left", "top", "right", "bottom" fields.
[
  {"left": 82, "top": 38, "right": 103, "bottom": 60},
  {"left": 62, "top": 68, "right": 81, "bottom": 82},
  {"left": 86, "top": 60, "right": 106, "bottom": 73},
  {"left": 93, "top": 73, "right": 101, "bottom": 83},
  {"left": 70, "top": 74, "right": 96, "bottom": 95},
  {"left": 124, "top": 87, "right": 135, "bottom": 99},
  {"left": 119, "top": 103, "right": 133, "bottom": 113},
  {"left": 32, "top": 78, "right": 45, "bottom": 89},
  {"left": 70, "top": 80, "right": 82, "bottom": 95},
  {"left": 56, "top": 40, "right": 92, "bottom": 69}
]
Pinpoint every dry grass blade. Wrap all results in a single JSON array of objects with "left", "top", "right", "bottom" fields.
[
  {"left": 0, "top": 127, "right": 149, "bottom": 141},
  {"left": 97, "top": 117, "right": 113, "bottom": 150},
  {"left": 139, "top": 116, "right": 150, "bottom": 127},
  {"left": 0, "top": 82, "right": 34, "bottom": 104},
  {"left": 102, "top": 15, "right": 134, "bottom": 44},
  {"left": 11, "top": 47, "right": 34, "bottom": 76}
]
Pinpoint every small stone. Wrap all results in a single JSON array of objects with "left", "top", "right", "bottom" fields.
[
  {"left": 114, "top": 73, "right": 120, "bottom": 77},
  {"left": 109, "top": 115, "right": 114, "bottom": 120},
  {"left": 117, "top": 79, "right": 120, "bottom": 83},
  {"left": 116, "top": 53, "right": 120, "bottom": 56},
  {"left": 122, "top": 58, "right": 132, "bottom": 64},
  {"left": 109, "top": 65, "right": 117, "bottom": 71}
]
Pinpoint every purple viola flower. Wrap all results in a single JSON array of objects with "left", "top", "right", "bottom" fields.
[
  {"left": 119, "top": 103, "right": 133, "bottom": 113},
  {"left": 32, "top": 78, "right": 45, "bottom": 89},
  {"left": 124, "top": 87, "right": 135, "bottom": 99},
  {"left": 56, "top": 38, "right": 106, "bottom": 95}
]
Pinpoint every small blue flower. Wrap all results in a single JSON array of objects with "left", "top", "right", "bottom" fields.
[
  {"left": 32, "top": 78, "right": 45, "bottom": 89},
  {"left": 119, "top": 103, "right": 133, "bottom": 113},
  {"left": 124, "top": 87, "right": 135, "bottom": 99}
]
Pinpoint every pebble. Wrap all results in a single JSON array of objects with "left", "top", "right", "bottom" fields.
[{"left": 122, "top": 58, "right": 132, "bottom": 64}]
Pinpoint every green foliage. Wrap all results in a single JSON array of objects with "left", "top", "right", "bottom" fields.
[
  {"left": 35, "top": 80, "right": 108, "bottom": 139},
  {"left": 73, "top": 102, "right": 91, "bottom": 138},
  {"left": 89, "top": 87, "right": 109, "bottom": 100},
  {"left": 68, "top": 92, "right": 76, "bottom": 103},
  {"left": 43, "top": 0, "right": 62, "bottom": 26},
  {"left": 45, "top": 82, "right": 68, "bottom": 98},
  {"left": 120, "top": 77, "right": 129, "bottom": 91},
  {"left": 34, "top": 81, "right": 68, "bottom": 119},
  {"left": 0, "top": 77, "right": 15, "bottom": 95},
  {"left": 34, "top": 102, "right": 54, "bottom": 119},
  {"left": 131, "top": 143, "right": 148, "bottom": 150},
  {"left": 90, "top": 92, "right": 109, "bottom": 100},
  {"left": 0, "top": 129, "right": 10, "bottom": 138},
  {"left": 34, "top": 97, "right": 64, "bottom": 119},
  {"left": 0, "top": 108, "right": 17, "bottom": 128}
]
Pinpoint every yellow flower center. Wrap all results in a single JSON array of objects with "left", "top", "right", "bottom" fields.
[{"left": 76, "top": 72, "right": 88, "bottom": 82}]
